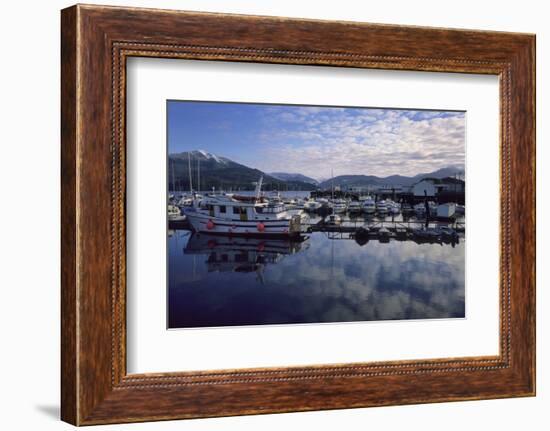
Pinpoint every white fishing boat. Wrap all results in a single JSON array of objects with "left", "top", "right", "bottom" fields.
[
  {"left": 177, "top": 194, "right": 194, "bottom": 207},
  {"left": 330, "top": 198, "right": 348, "bottom": 213},
  {"left": 266, "top": 191, "right": 284, "bottom": 205},
  {"left": 292, "top": 198, "right": 307, "bottom": 210},
  {"left": 316, "top": 197, "right": 330, "bottom": 208},
  {"left": 387, "top": 200, "right": 401, "bottom": 215},
  {"left": 168, "top": 204, "right": 186, "bottom": 221},
  {"left": 183, "top": 176, "right": 302, "bottom": 237},
  {"left": 304, "top": 199, "right": 322, "bottom": 212},
  {"left": 362, "top": 196, "right": 376, "bottom": 214},
  {"left": 348, "top": 200, "right": 363, "bottom": 214},
  {"left": 376, "top": 200, "right": 389, "bottom": 214}
]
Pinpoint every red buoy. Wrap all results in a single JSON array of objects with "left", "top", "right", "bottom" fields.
[
  {"left": 257, "top": 222, "right": 265, "bottom": 232},
  {"left": 206, "top": 219, "right": 215, "bottom": 230}
]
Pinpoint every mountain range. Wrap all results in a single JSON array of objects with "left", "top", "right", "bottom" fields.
[
  {"left": 317, "top": 166, "right": 464, "bottom": 189},
  {"left": 168, "top": 150, "right": 463, "bottom": 192},
  {"left": 168, "top": 150, "right": 318, "bottom": 191},
  {"left": 269, "top": 172, "right": 319, "bottom": 185}
]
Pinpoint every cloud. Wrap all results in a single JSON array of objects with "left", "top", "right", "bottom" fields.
[{"left": 253, "top": 107, "right": 465, "bottom": 179}]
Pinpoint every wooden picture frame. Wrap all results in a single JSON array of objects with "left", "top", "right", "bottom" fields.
[{"left": 61, "top": 4, "right": 535, "bottom": 425}]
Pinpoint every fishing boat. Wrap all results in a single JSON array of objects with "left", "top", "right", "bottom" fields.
[
  {"left": 304, "top": 199, "right": 322, "bottom": 212},
  {"left": 265, "top": 191, "right": 284, "bottom": 205},
  {"left": 362, "top": 196, "right": 376, "bottom": 214},
  {"left": 290, "top": 197, "right": 306, "bottom": 210},
  {"left": 177, "top": 194, "right": 194, "bottom": 208},
  {"left": 183, "top": 176, "right": 302, "bottom": 237},
  {"left": 387, "top": 200, "right": 401, "bottom": 215},
  {"left": 376, "top": 200, "right": 389, "bottom": 214},
  {"left": 168, "top": 204, "right": 186, "bottom": 221},
  {"left": 348, "top": 200, "right": 363, "bottom": 214},
  {"left": 330, "top": 198, "right": 348, "bottom": 213}
]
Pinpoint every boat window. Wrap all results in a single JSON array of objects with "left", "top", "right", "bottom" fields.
[
  {"left": 219, "top": 205, "right": 226, "bottom": 213},
  {"left": 233, "top": 206, "right": 240, "bottom": 214}
]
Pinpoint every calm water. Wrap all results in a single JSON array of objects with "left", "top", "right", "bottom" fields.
[{"left": 168, "top": 222, "right": 465, "bottom": 329}]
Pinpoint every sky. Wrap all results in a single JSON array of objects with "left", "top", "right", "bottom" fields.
[{"left": 167, "top": 100, "right": 465, "bottom": 180}]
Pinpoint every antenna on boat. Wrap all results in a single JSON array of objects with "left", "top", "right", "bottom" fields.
[{"left": 255, "top": 175, "right": 264, "bottom": 201}]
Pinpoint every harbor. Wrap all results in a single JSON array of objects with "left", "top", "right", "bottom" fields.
[
  {"left": 170, "top": 214, "right": 464, "bottom": 245},
  {"left": 168, "top": 186, "right": 466, "bottom": 328},
  {"left": 166, "top": 102, "right": 466, "bottom": 329},
  {"left": 168, "top": 181, "right": 465, "bottom": 246}
]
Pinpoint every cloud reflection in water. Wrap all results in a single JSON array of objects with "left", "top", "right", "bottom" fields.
[{"left": 168, "top": 232, "right": 464, "bottom": 328}]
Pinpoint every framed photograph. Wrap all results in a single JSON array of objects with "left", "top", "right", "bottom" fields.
[{"left": 61, "top": 4, "right": 535, "bottom": 425}]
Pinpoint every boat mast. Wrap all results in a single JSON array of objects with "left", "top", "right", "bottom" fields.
[
  {"left": 255, "top": 175, "right": 264, "bottom": 201},
  {"left": 197, "top": 157, "right": 200, "bottom": 192},
  {"left": 187, "top": 152, "right": 193, "bottom": 192},
  {"left": 331, "top": 168, "right": 334, "bottom": 200},
  {"left": 170, "top": 159, "right": 175, "bottom": 193}
]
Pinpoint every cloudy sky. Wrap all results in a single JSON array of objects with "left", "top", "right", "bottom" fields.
[{"left": 168, "top": 101, "right": 465, "bottom": 180}]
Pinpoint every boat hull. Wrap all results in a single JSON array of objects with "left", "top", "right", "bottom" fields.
[{"left": 184, "top": 210, "right": 301, "bottom": 238}]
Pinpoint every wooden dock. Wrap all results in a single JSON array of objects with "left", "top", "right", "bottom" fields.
[{"left": 169, "top": 216, "right": 464, "bottom": 245}]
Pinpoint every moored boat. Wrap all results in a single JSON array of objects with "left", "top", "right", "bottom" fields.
[
  {"left": 348, "top": 200, "right": 363, "bottom": 214},
  {"left": 304, "top": 199, "right": 322, "bottom": 212},
  {"left": 168, "top": 204, "right": 186, "bottom": 221},
  {"left": 330, "top": 198, "right": 348, "bottom": 213},
  {"left": 376, "top": 200, "right": 389, "bottom": 214},
  {"left": 362, "top": 196, "right": 376, "bottom": 214},
  {"left": 182, "top": 176, "right": 302, "bottom": 238}
]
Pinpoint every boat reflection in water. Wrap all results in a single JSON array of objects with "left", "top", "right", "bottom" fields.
[
  {"left": 183, "top": 233, "right": 309, "bottom": 277},
  {"left": 168, "top": 227, "right": 465, "bottom": 329}
]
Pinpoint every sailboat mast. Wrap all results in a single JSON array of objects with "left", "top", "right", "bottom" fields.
[
  {"left": 255, "top": 175, "right": 264, "bottom": 201},
  {"left": 187, "top": 152, "right": 193, "bottom": 192},
  {"left": 331, "top": 168, "right": 334, "bottom": 200},
  {"left": 197, "top": 157, "right": 200, "bottom": 192},
  {"left": 171, "top": 159, "right": 175, "bottom": 193}
]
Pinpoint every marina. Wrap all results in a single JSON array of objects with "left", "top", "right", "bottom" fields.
[
  {"left": 166, "top": 101, "right": 466, "bottom": 329},
  {"left": 168, "top": 184, "right": 465, "bottom": 245},
  {"left": 168, "top": 188, "right": 465, "bottom": 328}
]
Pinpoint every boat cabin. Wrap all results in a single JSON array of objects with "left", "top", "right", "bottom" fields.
[{"left": 198, "top": 198, "right": 287, "bottom": 222}]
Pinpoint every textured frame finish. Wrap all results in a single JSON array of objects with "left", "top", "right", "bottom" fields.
[{"left": 61, "top": 4, "right": 535, "bottom": 425}]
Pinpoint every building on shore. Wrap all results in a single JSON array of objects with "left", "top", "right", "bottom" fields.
[{"left": 412, "top": 177, "right": 465, "bottom": 197}]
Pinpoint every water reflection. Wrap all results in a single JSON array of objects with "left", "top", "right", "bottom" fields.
[
  {"left": 168, "top": 230, "right": 465, "bottom": 329},
  {"left": 183, "top": 233, "right": 308, "bottom": 277}
]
